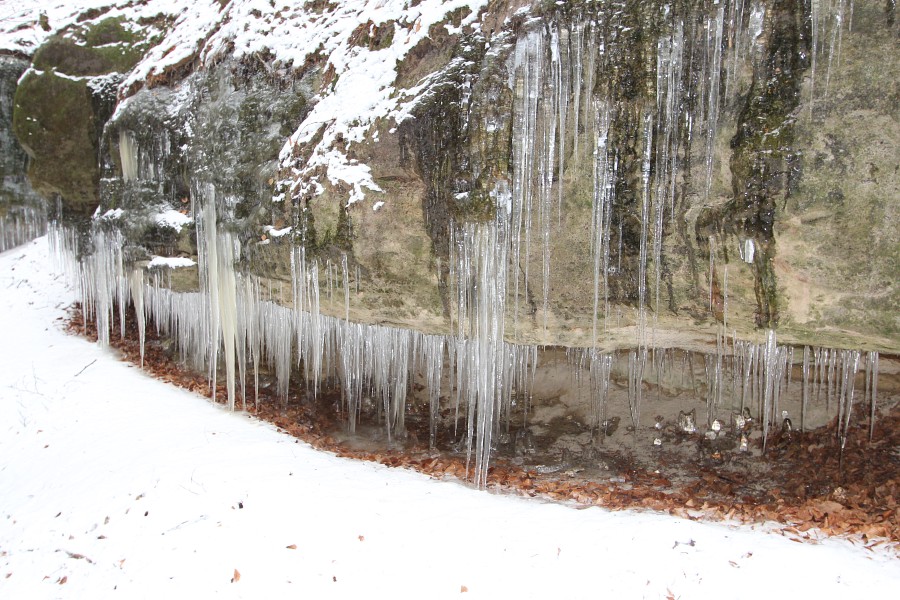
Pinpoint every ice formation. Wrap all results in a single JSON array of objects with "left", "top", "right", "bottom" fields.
[
  {"left": 32, "top": 1, "right": 886, "bottom": 485},
  {"left": 0, "top": 204, "right": 46, "bottom": 253}
]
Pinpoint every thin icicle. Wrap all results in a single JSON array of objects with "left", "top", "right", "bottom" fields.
[
  {"left": 868, "top": 351, "right": 879, "bottom": 442},
  {"left": 129, "top": 269, "right": 145, "bottom": 368},
  {"left": 703, "top": 6, "right": 725, "bottom": 201}
]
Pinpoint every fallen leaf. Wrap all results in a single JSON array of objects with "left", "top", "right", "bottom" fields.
[
  {"left": 815, "top": 500, "right": 845, "bottom": 514},
  {"left": 358, "top": 535, "right": 365, "bottom": 542},
  {"left": 286, "top": 544, "right": 297, "bottom": 550},
  {"left": 460, "top": 585, "right": 468, "bottom": 593},
  {"left": 232, "top": 568, "right": 241, "bottom": 583},
  {"left": 57, "top": 575, "right": 67, "bottom": 584}
]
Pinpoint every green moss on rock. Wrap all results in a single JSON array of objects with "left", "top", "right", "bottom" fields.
[{"left": 13, "top": 71, "right": 100, "bottom": 212}]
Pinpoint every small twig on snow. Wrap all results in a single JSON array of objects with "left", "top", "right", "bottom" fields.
[{"left": 74, "top": 359, "right": 97, "bottom": 377}]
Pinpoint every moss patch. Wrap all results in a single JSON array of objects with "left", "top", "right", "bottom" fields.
[
  {"left": 13, "top": 71, "right": 100, "bottom": 212},
  {"left": 34, "top": 17, "right": 151, "bottom": 77}
]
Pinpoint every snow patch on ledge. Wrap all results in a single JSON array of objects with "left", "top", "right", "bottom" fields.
[
  {"left": 154, "top": 209, "right": 192, "bottom": 233},
  {"left": 265, "top": 225, "right": 292, "bottom": 238},
  {"left": 148, "top": 255, "right": 196, "bottom": 269}
]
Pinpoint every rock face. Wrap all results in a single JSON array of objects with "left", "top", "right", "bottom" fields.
[
  {"left": 1, "top": 1, "right": 898, "bottom": 480},
  {"left": 0, "top": 56, "right": 45, "bottom": 251},
  {"left": 3, "top": 1, "right": 896, "bottom": 351},
  {"left": 11, "top": 16, "right": 161, "bottom": 214}
]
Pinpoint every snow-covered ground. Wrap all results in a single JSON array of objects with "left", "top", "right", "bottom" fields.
[{"left": 1, "top": 236, "right": 897, "bottom": 599}]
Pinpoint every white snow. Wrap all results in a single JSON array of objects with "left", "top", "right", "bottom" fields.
[
  {"left": 147, "top": 255, "right": 196, "bottom": 269},
  {"left": 2, "top": 0, "right": 490, "bottom": 207},
  {"left": 264, "top": 225, "right": 292, "bottom": 238},
  {"left": 154, "top": 209, "right": 192, "bottom": 233},
  {"left": 1, "top": 236, "right": 898, "bottom": 598},
  {"left": 0, "top": 1, "right": 184, "bottom": 57}
]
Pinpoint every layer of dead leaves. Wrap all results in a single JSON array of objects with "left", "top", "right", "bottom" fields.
[{"left": 65, "top": 304, "right": 899, "bottom": 550}]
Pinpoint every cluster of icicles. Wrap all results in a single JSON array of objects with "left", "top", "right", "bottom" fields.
[
  {"left": 502, "top": 0, "right": 854, "bottom": 348},
  {"left": 568, "top": 336, "right": 880, "bottom": 457},
  {"left": 503, "top": 5, "right": 757, "bottom": 344},
  {"left": 0, "top": 204, "right": 46, "bottom": 253},
  {"left": 48, "top": 2, "right": 871, "bottom": 486},
  {"left": 50, "top": 208, "right": 879, "bottom": 487},
  {"left": 50, "top": 211, "right": 540, "bottom": 488}
]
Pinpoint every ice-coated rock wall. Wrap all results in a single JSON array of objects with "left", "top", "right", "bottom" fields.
[{"left": 2, "top": 1, "right": 897, "bottom": 481}]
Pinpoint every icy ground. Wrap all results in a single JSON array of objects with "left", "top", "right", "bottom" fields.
[{"left": 1, "top": 237, "right": 897, "bottom": 599}]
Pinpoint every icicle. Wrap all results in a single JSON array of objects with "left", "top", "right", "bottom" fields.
[
  {"left": 801, "top": 346, "right": 810, "bottom": 431},
  {"left": 637, "top": 112, "right": 654, "bottom": 348},
  {"left": 341, "top": 252, "right": 350, "bottom": 323},
  {"left": 627, "top": 349, "right": 647, "bottom": 431},
  {"left": 838, "top": 350, "right": 861, "bottom": 468},
  {"left": 0, "top": 203, "right": 47, "bottom": 253},
  {"left": 129, "top": 269, "right": 145, "bottom": 368},
  {"left": 589, "top": 350, "right": 614, "bottom": 442},
  {"left": 590, "top": 100, "right": 612, "bottom": 343},
  {"left": 722, "top": 266, "right": 728, "bottom": 332},
  {"left": 540, "top": 26, "right": 560, "bottom": 332},
  {"left": 708, "top": 236, "right": 716, "bottom": 311},
  {"left": 119, "top": 130, "right": 139, "bottom": 182},
  {"left": 868, "top": 351, "right": 879, "bottom": 442},
  {"left": 555, "top": 23, "right": 568, "bottom": 227},
  {"left": 653, "top": 20, "right": 684, "bottom": 237},
  {"left": 809, "top": 0, "right": 821, "bottom": 118},
  {"left": 761, "top": 330, "right": 777, "bottom": 453},
  {"left": 454, "top": 222, "right": 509, "bottom": 486},
  {"left": 823, "top": 0, "right": 847, "bottom": 109},
  {"left": 725, "top": 0, "right": 748, "bottom": 101},
  {"left": 703, "top": 6, "right": 725, "bottom": 201},
  {"left": 218, "top": 233, "right": 239, "bottom": 411},
  {"left": 199, "top": 196, "right": 240, "bottom": 411},
  {"left": 508, "top": 28, "right": 543, "bottom": 336},
  {"left": 570, "top": 21, "right": 584, "bottom": 165}
]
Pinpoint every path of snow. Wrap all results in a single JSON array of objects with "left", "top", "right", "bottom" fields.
[{"left": 1, "top": 237, "right": 897, "bottom": 599}]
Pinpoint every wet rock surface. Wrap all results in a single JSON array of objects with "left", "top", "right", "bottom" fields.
[
  {"left": 3, "top": 1, "right": 898, "bottom": 527},
  {"left": 0, "top": 56, "right": 45, "bottom": 251},
  {"left": 4, "top": 0, "right": 896, "bottom": 351}
]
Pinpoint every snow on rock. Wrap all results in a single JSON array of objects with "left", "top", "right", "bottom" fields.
[
  {"left": 1, "top": 236, "right": 899, "bottom": 598},
  {"left": 0, "top": 0, "right": 185, "bottom": 57},
  {"left": 268, "top": 0, "right": 487, "bottom": 205},
  {"left": 3, "top": 1, "right": 489, "bottom": 206},
  {"left": 148, "top": 255, "right": 195, "bottom": 269},
  {"left": 154, "top": 209, "right": 192, "bottom": 233},
  {"left": 264, "top": 225, "right": 292, "bottom": 238}
]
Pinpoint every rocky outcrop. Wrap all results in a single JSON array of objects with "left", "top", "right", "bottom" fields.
[
  {"left": 0, "top": 56, "right": 45, "bottom": 251},
  {"left": 4, "top": 0, "right": 895, "bottom": 352},
  {"left": 11, "top": 16, "right": 165, "bottom": 215},
  {"left": 2, "top": 0, "right": 897, "bottom": 488}
]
